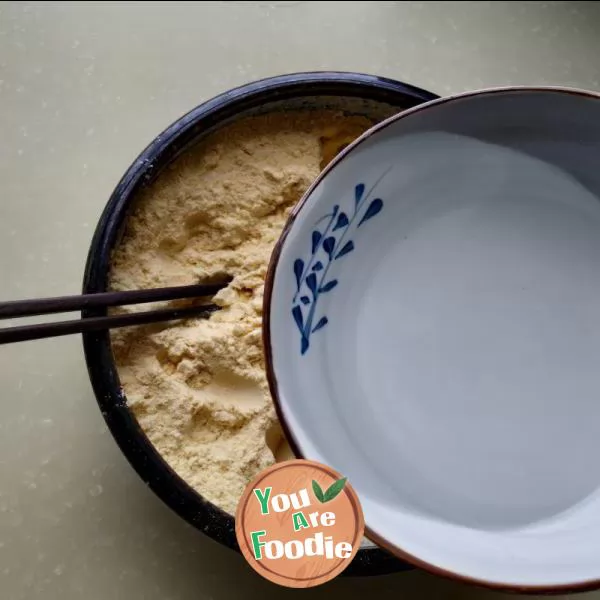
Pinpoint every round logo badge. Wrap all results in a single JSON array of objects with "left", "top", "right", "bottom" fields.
[{"left": 235, "top": 459, "right": 364, "bottom": 587}]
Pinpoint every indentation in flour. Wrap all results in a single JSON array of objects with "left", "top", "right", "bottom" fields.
[
  {"left": 155, "top": 346, "right": 177, "bottom": 375},
  {"left": 265, "top": 422, "right": 295, "bottom": 462},
  {"left": 204, "top": 370, "right": 264, "bottom": 411},
  {"left": 184, "top": 210, "right": 210, "bottom": 232},
  {"left": 158, "top": 236, "right": 187, "bottom": 256},
  {"left": 190, "top": 401, "right": 250, "bottom": 433},
  {"left": 265, "top": 421, "right": 283, "bottom": 456}
]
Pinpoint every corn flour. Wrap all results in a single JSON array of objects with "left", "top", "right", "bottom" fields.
[{"left": 109, "top": 110, "right": 373, "bottom": 515}]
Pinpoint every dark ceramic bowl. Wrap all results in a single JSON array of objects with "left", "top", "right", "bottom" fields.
[{"left": 82, "top": 72, "right": 437, "bottom": 576}]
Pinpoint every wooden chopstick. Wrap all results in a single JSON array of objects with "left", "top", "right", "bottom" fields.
[
  {"left": 0, "top": 304, "right": 219, "bottom": 345},
  {"left": 0, "top": 281, "right": 231, "bottom": 319},
  {"left": 0, "top": 279, "right": 231, "bottom": 345}
]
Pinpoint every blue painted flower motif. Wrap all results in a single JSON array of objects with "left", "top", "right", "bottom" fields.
[{"left": 291, "top": 175, "right": 387, "bottom": 355}]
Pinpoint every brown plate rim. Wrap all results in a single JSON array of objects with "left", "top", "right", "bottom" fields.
[{"left": 262, "top": 84, "right": 600, "bottom": 593}]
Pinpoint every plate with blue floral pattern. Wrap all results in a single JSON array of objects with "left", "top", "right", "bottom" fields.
[{"left": 263, "top": 87, "right": 600, "bottom": 592}]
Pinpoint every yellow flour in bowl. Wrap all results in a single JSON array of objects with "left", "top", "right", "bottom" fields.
[{"left": 109, "top": 110, "right": 373, "bottom": 515}]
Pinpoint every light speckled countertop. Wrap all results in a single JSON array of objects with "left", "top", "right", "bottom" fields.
[{"left": 2, "top": 2, "right": 600, "bottom": 598}]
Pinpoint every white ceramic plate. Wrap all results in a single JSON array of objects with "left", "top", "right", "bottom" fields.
[{"left": 264, "top": 88, "right": 600, "bottom": 592}]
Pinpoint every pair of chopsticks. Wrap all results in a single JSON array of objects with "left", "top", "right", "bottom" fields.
[{"left": 0, "top": 279, "right": 231, "bottom": 345}]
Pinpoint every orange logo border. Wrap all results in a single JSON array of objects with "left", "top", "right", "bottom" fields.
[{"left": 235, "top": 459, "right": 365, "bottom": 587}]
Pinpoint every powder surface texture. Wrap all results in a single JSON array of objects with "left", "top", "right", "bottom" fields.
[{"left": 109, "top": 110, "right": 373, "bottom": 515}]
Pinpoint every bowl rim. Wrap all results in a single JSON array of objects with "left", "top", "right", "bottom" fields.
[
  {"left": 262, "top": 84, "right": 600, "bottom": 592},
  {"left": 81, "top": 71, "right": 438, "bottom": 577}
]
